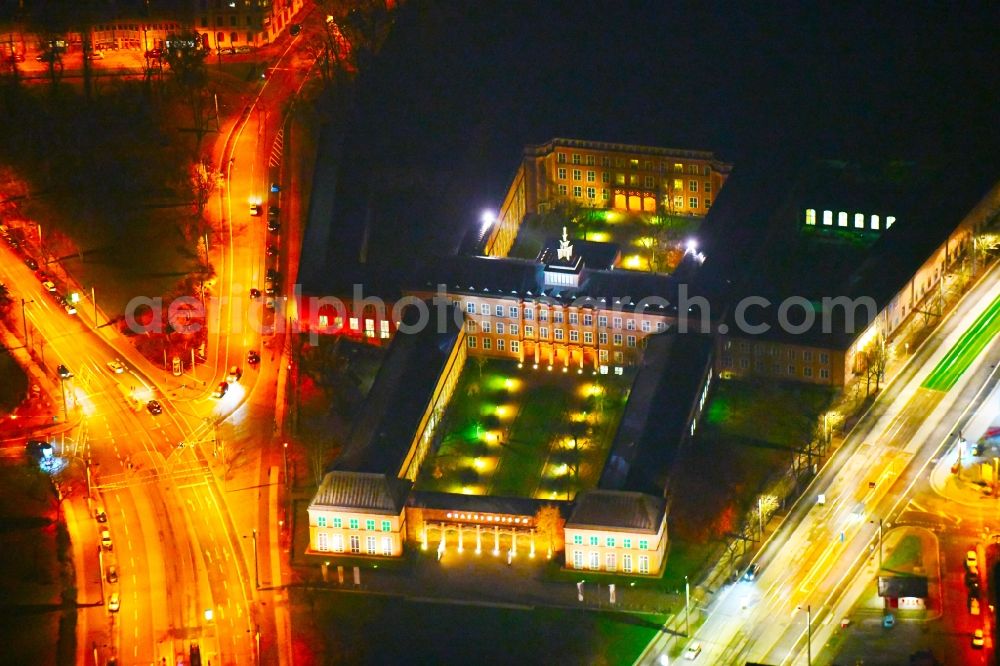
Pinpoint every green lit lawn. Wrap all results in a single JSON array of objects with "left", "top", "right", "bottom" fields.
[
  {"left": 510, "top": 210, "right": 699, "bottom": 273},
  {"left": 922, "top": 293, "right": 1000, "bottom": 391},
  {"left": 296, "top": 590, "right": 664, "bottom": 666},
  {"left": 415, "top": 359, "right": 630, "bottom": 499}
]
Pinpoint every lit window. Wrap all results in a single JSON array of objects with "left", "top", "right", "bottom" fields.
[
  {"left": 689, "top": 180, "right": 698, "bottom": 192},
  {"left": 558, "top": 184, "right": 567, "bottom": 195},
  {"left": 584, "top": 331, "right": 593, "bottom": 344},
  {"left": 467, "top": 337, "right": 477, "bottom": 348},
  {"left": 496, "top": 322, "right": 504, "bottom": 335},
  {"left": 822, "top": 210, "right": 832, "bottom": 226},
  {"left": 587, "top": 170, "right": 595, "bottom": 182},
  {"left": 638, "top": 539, "right": 648, "bottom": 550},
  {"left": 525, "top": 325, "right": 533, "bottom": 337},
  {"left": 349, "top": 317, "right": 359, "bottom": 330},
  {"left": 366, "top": 536, "right": 376, "bottom": 554},
  {"left": 483, "top": 338, "right": 491, "bottom": 350},
  {"left": 689, "top": 197, "right": 698, "bottom": 209},
  {"left": 466, "top": 302, "right": 475, "bottom": 314},
  {"left": 349, "top": 518, "right": 359, "bottom": 530},
  {"left": 382, "top": 537, "right": 392, "bottom": 556},
  {"left": 510, "top": 324, "right": 518, "bottom": 335},
  {"left": 589, "top": 535, "right": 599, "bottom": 546},
  {"left": 586, "top": 187, "right": 596, "bottom": 199},
  {"left": 623, "top": 538, "right": 631, "bottom": 549},
  {"left": 871, "top": 214, "right": 880, "bottom": 229},
  {"left": 838, "top": 211, "right": 848, "bottom": 227},
  {"left": 554, "top": 329, "right": 564, "bottom": 341},
  {"left": 573, "top": 550, "right": 583, "bottom": 569},
  {"left": 573, "top": 186, "right": 582, "bottom": 197},
  {"left": 333, "top": 517, "right": 342, "bottom": 528},
  {"left": 381, "top": 520, "right": 391, "bottom": 532},
  {"left": 886, "top": 216, "right": 896, "bottom": 228},
  {"left": 613, "top": 317, "right": 622, "bottom": 329},
  {"left": 854, "top": 213, "right": 864, "bottom": 228},
  {"left": 365, "top": 519, "right": 375, "bottom": 531},
  {"left": 613, "top": 333, "right": 622, "bottom": 346},
  {"left": 497, "top": 339, "right": 505, "bottom": 351},
  {"left": 333, "top": 534, "right": 344, "bottom": 552},
  {"left": 584, "top": 314, "right": 593, "bottom": 326},
  {"left": 572, "top": 154, "right": 581, "bottom": 164},
  {"left": 569, "top": 330, "right": 579, "bottom": 342},
  {"left": 510, "top": 340, "right": 519, "bottom": 354},
  {"left": 317, "top": 516, "right": 327, "bottom": 527},
  {"left": 365, "top": 319, "right": 375, "bottom": 337},
  {"left": 638, "top": 555, "right": 649, "bottom": 574},
  {"left": 606, "top": 537, "right": 615, "bottom": 547},
  {"left": 380, "top": 320, "right": 390, "bottom": 339},
  {"left": 557, "top": 153, "right": 566, "bottom": 163},
  {"left": 482, "top": 322, "right": 491, "bottom": 333},
  {"left": 557, "top": 167, "right": 566, "bottom": 179},
  {"left": 599, "top": 332, "right": 608, "bottom": 345},
  {"left": 509, "top": 306, "right": 518, "bottom": 318},
  {"left": 627, "top": 335, "right": 636, "bottom": 347},
  {"left": 317, "top": 533, "right": 328, "bottom": 551}
]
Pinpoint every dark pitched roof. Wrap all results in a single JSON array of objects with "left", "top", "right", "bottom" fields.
[
  {"left": 408, "top": 491, "right": 570, "bottom": 519},
  {"left": 700, "top": 158, "right": 998, "bottom": 349},
  {"left": 877, "top": 575, "right": 928, "bottom": 598},
  {"left": 566, "top": 490, "right": 666, "bottom": 533},
  {"left": 410, "top": 255, "right": 542, "bottom": 297},
  {"left": 332, "top": 303, "right": 462, "bottom": 476},
  {"left": 600, "top": 332, "right": 714, "bottom": 495},
  {"left": 311, "top": 471, "right": 412, "bottom": 514}
]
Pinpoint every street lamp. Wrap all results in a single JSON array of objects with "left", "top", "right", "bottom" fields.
[
  {"left": 684, "top": 575, "right": 691, "bottom": 637},
  {"left": 246, "top": 528, "right": 260, "bottom": 589}
]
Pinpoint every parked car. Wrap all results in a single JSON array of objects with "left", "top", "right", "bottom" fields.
[
  {"left": 235, "top": 45, "right": 252, "bottom": 54},
  {"left": 107, "top": 359, "right": 125, "bottom": 374},
  {"left": 267, "top": 205, "right": 279, "bottom": 218},
  {"left": 743, "top": 563, "right": 759, "bottom": 581},
  {"left": 212, "top": 381, "right": 228, "bottom": 398},
  {"left": 108, "top": 592, "right": 120, "bottom": 612},
  {"left": 264, "top": 279, "right": 275, "bottom": 296},
  {"left": 249, "top": 203, "right": 262, "bottom": 216},
  {"left": 62, "top": 298, "right": 77, "bottom": 315},
  {"left": 247, "top": 350, "right": 260, "bottom": 365},
  {"left": 973, "top": 628, "right": 984, "bottom": 648},
  {"left": 57, "top": 364, "right": 72, "bottom": 379},
  {"left": 290, "top": 23, "right": 302, "bottom": 36},
  {"left": 41, "top": 279, "right": 57, "bottom": 292},
  {"left": 100, "top": 529, "right": 113, "bottom": 550},
  {"left": 249, "top": 288, "right": 261, "bottom": 299},
  {"left": 95, "top": 508, "right": 107, "bottom": 523},
  {"left": 970, "top": 598, "right": 980, "bottom": 615},
  {"left": 146, "top": 400, "right": 162, "bottom": 415},
  {"left": 267, "top": 219, "right": 280, "bottom": 232},
  {"left": 227, "top": 366, "right": 242, "bottom": 382},
  {"left": 24, "top": 256, "right": 38, "bottom": 270},
  {"left": 107, "top": 565, "right": 118, "bottom": 584},
  {"left": 266, "top": 244, "right": 279, "bottom": 257},
  {"left": 87, "top": 50, "right": 104, "bottom": 59}
]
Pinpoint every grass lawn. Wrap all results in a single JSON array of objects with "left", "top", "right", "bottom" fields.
[
  {"left": 510, "top": 210, "right": 699, "bottom": 274},
  {"left": 0, "top": 348, "right": 29, "bottom": 413},
  {"left": 415, "top": 359, "right": 629, "bottom": 499},
  {"left": 670, "top": 379, "right": 835, "bottom": 542},
  {"left": 293, "top": 589, "right": 664, "bottom": 666},
  {"left": 881, "top": 534, "right": 924, "bottom": 574},
  {"left": 0, "top": 461, "right": 66, "bottom": 666}
]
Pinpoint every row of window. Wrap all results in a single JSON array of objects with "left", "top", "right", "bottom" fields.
[
  {"left": 467, "top": 337, "right": 519, "bottom": 353},
  {"left": 469, "top": 322, "right": 639, "bottom": 344},
  {"left": 572, "top": 535, "right": 650, "bottom": 549},
  {"left": 571, "top": 550, "right": 650, "bottom": 574},
  {"left": 465, "top": 302, "right": 667, "bottom": 332},
  {"left": 469, "top": 320, "right": 660, "bottom": 336},
  {"left": 723, "top": 356, "right": 831, "bottom": 379},
  {"left": 805, "top": 209, "right": 896, "bottom": 231},
  {"left": 314, "top": 315, "right": 392, "bottom": 338},
  {"left": 730, "top": 341, "right": 830, "bottom": 364},
  {"left": 316, "top": 516, "right": 393, "bottom": 532},
  {"left": 555, "top": 169, "right": 712, "bottom": 193},
  {"left": 556, "top": 185, "right": 711, "bottom": 209},
  {"left": 316, "top": 533, "right": 394, "bottom": 556},
  {"left": 555, "top": 152, "right": 711, "bottom": 176}
]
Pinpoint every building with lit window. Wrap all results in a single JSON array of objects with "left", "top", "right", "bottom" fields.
[
  {"left": 484, "top": 138, "right": 732, "bottom": 257},
  {"left": 700, "top": 159, "right": 1000, "bottom": 386},
  {"left": 195, "top": 0, "right": 303, "bottom": 52}
]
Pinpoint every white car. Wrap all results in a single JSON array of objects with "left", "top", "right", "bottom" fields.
[
  {"left": 41, "top": 280, "right": 56, "bottom": 292},
  {"left": 100, "top": 528, "right": 113, "bottom": 550},
  {"left": 107, "top": 359, "right": 125, "bottom": 374},
  {"left": 967, "top": 549, "right": 978, "bottom": 569},
  {"left": 108, "top": 592, "right": 120, "bottom": 612},
  {"left": 683, "top": 642, "right": 702, "bottom": 660}
]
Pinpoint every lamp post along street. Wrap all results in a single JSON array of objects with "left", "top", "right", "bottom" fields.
[
  {"left": 807, "top": 604, "right": 812, "bottom": 666},
  {"left": 251, "top": 528, "right": 260, "bottom": 589},
  {"left": 684, "top": 575, "right": 691, "bottom": 637}
]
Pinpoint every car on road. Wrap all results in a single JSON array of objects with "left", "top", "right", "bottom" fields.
[
  {"left": 269, "top": 182, "right": 281, "bottom": 193},
  {"left": 25, "top": 256, "right": 38, "bottom": 270},
  {"left": 969, "top": 582, "right": 982, "bottom": 599},
  {"left": 973, "top": 628, "right": 984, "bottom": 648},
  {"left": 226, "top": 366, "right": 242, "bottom": 382},
  {"left": 264, "top": 279, "right": 275, "bottom": 296},
  {"left": 5, "top": 53, "right": 24, "bottom": 63},
  {"left": 212, "top": 381, "right": 228, "bottom": 398},
  {"left": 247, "top": 350, "right": 260, "bottom": 366},
  {"left": 683, "top": 642, "right": 701, "bottom": 660},
  {"left": 970, "top": 598, "right": 980, "bottom": 615},
  {"left": 107, "top": 359, "right": 125, "bottom": 374},
  {"left": 57, "top": 364, "right": 72, "bottom": 379},
  {"left": 267, "top": 205, "right": 279, "bottom": 218},
  {"left": 107, "top": 565, "right": 118, "bottom": 584},
  {"left": 267, "top": 219, "right": 280, "bottom": 232},
  {"left": 966, "top": 570, "right": 980, "bottom": 587},
  {"left": 61, "top": 298, "right": 77, "bottom": 315},
  {"left": 41, "top": 279, "right": 57, "bottom": 292},
  {"left": 265, "top": 297, "right": 276, "bottom": 311},
  {"left": 95, "top": 508, "right": 107, "bottom": 523},
  {"left": 743, "top": 563, "right": 759, "bottom": 581},
  {"left": 290, "top": 23, "right": 302, "bottom": 36},
  {"left": 966, "top": 549, "right": 978, "bottom": 570},
  {"left": 145, "top": 48, "right": 162, "bottom": 59},
  {"left": 266, "top": 244, "right": 279, "bottom": 257},
  {"left": 100, "top": 528, "right": 113, "bottom": 550},
  {"left": 146, "top": 400, "right": 163, "bottom": 415},
  {"left": 108, "top": 592, "right": 120, "bottom": 612},
  {"left": 235, "top": 45, "right": 252, "bottom": 54},
  {"left": 249, "top": 288, "right": 261, "bottom": 299},
  {"left": 249, "top": 203, "right": 262, "bottom": 216},
  {"left": 26, "top": 439, "right": 54, "bottom": 460}
]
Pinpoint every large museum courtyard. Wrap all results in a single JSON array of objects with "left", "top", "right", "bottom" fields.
[{"left": 415, "top": 359, "right": 632, "bottom": 499}]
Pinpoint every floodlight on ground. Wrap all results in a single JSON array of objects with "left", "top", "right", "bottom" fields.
[
  {"left": 480, "top": 210, "right": 496, "bottom": 232},
  {"left": 685, "top": 238, "right": 698, "bottom": 254}
]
